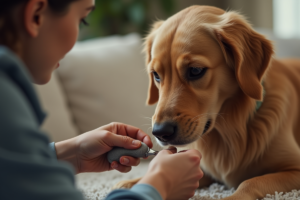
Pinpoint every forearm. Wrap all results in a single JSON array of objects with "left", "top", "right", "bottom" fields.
[
  {"left": 138, "top": 171, "right": 170, "bottom": 200},
  {"left": 106, "top": 184, "right": 163, "bottom": 200},
  {"left": 55, "top": 137, "right": 79, "bottom": 173}
]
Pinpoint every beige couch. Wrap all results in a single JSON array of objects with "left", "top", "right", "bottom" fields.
[{"left": 35, "top": 33, "right": 156, "bottom": 144}]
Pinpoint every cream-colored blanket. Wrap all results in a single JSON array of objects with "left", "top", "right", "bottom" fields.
[{"left": 76, "top": 161, "right": 300, "bottom": 200}]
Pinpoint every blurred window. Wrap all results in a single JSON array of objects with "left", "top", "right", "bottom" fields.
[{"left": 273, "top": 0, "right": 300, "bottom": 38}]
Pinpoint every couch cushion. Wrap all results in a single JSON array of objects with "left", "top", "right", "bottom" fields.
[
  {"left": 57, "top": 34, "right": 155, "bottom": 136},
  {"left": 255, "top": 28, "right": 300, "bottom": 58},
  {"left": 35, "top": 72, "right": 79, "bottom": 142}
]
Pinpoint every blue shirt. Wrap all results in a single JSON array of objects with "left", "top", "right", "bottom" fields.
[{"left": 0, "top": 46, "right": 162, "bottom": 200}]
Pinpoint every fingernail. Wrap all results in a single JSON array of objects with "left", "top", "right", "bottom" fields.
[
  {"left": 179, "top": 150, "right": 188, "bottom": 153},
  {"left": 132, "top": 140, "right": 141, "bottom": 146},
  {"left": 122, "top": 158, "right": 129, "bottom": 165},
  {"left": 112, "top": 162, "right": 118, "bottom": 169},
  {"left": 167, "top": 146, "right": 177, "bottom": 151}
]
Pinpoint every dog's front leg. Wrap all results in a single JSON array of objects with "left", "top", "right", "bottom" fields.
[
  {"left": 111, "top": 177, "right": 141, "bottom": 190},
  {"left": 112, "top": 168, "right": 214, "bottom": 190},
  {"left": 222, "top": 169, "right": 300, "bottom": 200},
  {"left": 198, "top": 172, "right": 215, "bottom": 188}
]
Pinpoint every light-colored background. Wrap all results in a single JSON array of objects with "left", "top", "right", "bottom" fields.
[{"left": 151, "top": 0, "right": 273, "bottom": 29}]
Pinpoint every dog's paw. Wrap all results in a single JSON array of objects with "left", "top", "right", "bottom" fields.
[{"left": 111, "top": 177, "right": 141, "bottom": 190}]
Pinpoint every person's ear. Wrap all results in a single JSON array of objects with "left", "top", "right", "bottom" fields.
[{"left": 23, "top": 0, "right": 48, "bottom": 38}]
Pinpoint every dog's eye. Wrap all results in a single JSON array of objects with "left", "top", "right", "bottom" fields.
[
  {"left": 153, "top": 72, "right": 161, "bottom": 83},
  {"left": 188, "top": 67, "right": 207, "bottom": 80}
]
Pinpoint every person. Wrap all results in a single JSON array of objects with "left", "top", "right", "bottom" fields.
[{"left": 0, "top": 0, "right": 203, "bottom": 200}]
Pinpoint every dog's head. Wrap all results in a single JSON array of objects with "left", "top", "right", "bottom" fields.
[{"left": 144, "top": 6, "right": 273, "bottom": 146}]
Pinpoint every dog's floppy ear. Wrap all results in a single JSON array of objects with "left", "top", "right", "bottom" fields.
[
  {"left": 214, "top": 12, "right": 274, "bottom": 100},
  {"left": 146, "top": 72, "right": 159, "bottom": 105},
  {"left": 144, "top": 21, "right": 164, "bottom": 105}
]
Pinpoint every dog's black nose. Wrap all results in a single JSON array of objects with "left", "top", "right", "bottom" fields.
[{"left": 153, "top": 122, "right": 177, "bottom": 141}]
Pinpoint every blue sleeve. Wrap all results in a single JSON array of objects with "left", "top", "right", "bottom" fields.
[
  {"left": 49, "top": 142, "right": 57, "bottom": 159},
  {"left": 105, "top": 184, "right": 163, "bottom": 200},
  {"left": 0, "top": 47, "right": 84, "bottom": 200}
]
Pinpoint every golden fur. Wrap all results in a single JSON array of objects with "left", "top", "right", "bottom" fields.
[{"left": 114, "top": 6, "right": 300, "bottom": 200}]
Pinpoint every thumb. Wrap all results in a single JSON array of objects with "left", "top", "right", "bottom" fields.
[{"left": 104, "top": 132, "right": 142, "bottom": 149}]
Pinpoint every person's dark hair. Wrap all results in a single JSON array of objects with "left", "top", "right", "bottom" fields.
[{"left": 0, "top": 0, "right": 78, "bottom": 51}]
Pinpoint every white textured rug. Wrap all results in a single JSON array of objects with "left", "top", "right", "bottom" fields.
[{"left": 76, "top": 161, "right": 300, "bottom": 200}]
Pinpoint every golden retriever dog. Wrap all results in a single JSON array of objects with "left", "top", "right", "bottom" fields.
[{"left": 115, "top": 5, "right": 300, "bottom": 200}]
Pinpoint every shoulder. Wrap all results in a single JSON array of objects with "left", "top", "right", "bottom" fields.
[
  {"left": 0, "top": 45, "right": 46, "bottom": 125},
  {"left": 0, "top": 48, "right": 84, "bottom": 200},
  {"left": 0, "top": 46, "right": 22, "bottom": 64},
  {"left": 0, "top": 69, "right": 37, "bottom": 127},
  {"left": 0, "top": 47, "right": 49, "bottom": 154},
  {"left": 0, "top": 46, "right": 28, "bottom": 77}
]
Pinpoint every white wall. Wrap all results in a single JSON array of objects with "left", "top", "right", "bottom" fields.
[
  {"left": 225, "top": 0, "right": 273, "bottom": 29},
  {"left": 149, "top": 0, "right": 273, "bottom": 29}
]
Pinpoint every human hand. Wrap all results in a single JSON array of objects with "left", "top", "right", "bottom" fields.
[
  {"left": 55, "top": 122, "right": 153, "bottom": 174},
  {"left": 138, "top": 148, "right": 203, "bottom": 200}
]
